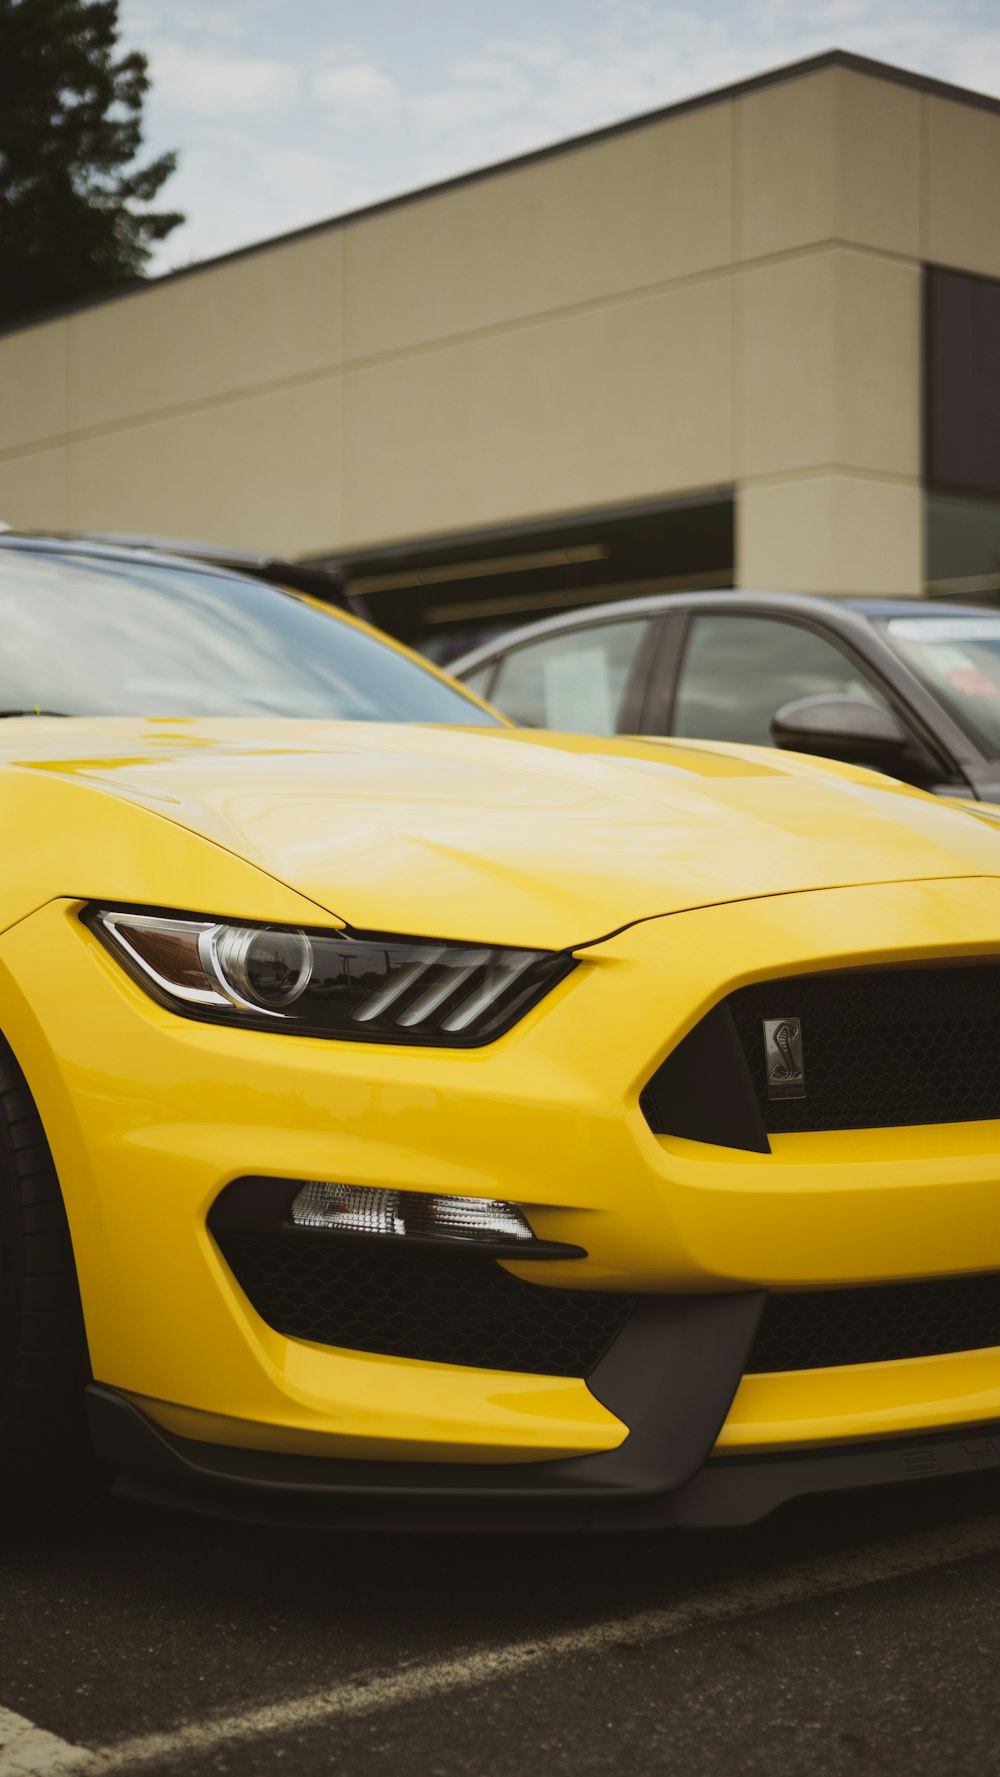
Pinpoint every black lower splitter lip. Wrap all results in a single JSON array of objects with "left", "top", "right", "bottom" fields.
[{"left": 86, "top": 1384, "right": 1000, "bottom": 1533}]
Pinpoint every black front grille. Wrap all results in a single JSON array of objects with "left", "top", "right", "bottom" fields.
[
  {"left": 216, "top": 1231, "right": 635, "bottom": 1378},
  {"left": 731, "top": 964, "right": 1000, "bottom": 1135},
  {"left": 644, "top": 962, "right": 1000, "bottom": 1144},
  {"left": 749, "top": 1271, "right": 1000, "bottom": 1372}
]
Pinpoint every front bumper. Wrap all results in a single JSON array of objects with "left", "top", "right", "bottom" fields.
[{"left": 6, "top": 878, "right": 1000, "bottom": 1511}]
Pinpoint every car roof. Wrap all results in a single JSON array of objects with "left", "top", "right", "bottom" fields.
[
  {"left": 844, "top": 598, "right": 997, "bottom": 618},
  {"left": 0, "top": 531, "right": 351, "bottom": 608},
  {"left": 451, "top": 588, "right": 1000, "bottom": 674},
  {"left": 0, "top": 531, "right": 279, "bottom": 579}
]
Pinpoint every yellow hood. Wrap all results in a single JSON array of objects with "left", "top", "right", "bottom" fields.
[{"left": 8, "top": 718, "right": 1000, "bottom": 949}]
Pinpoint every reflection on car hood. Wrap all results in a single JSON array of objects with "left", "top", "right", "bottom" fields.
[{"left": 7, "top": 718, "right": 1000, "bottom": 949}]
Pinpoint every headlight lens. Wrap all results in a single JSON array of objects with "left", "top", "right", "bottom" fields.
[
  {"left": 206, "top": 925, "right": 314, "bottom": 1010},
  {"left": 84, "top": 906, "right": 573, "bottom": 1045}
]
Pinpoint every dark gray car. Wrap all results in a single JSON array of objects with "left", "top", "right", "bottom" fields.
[{"left": 452, "top": 590, "right": 1000, "bottom": 804}]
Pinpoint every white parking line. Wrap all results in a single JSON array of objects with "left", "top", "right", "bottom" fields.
[
  {"left": 0, "top": 1710, "right": 91, "bottom": 1775},
  {"left": 5, "top": 1510, "right": 1000, "bottom": 1777}
]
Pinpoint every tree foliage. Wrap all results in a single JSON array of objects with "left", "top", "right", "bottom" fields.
[{"left": 0, "top": 0, "right": 183, "bottom": 325}]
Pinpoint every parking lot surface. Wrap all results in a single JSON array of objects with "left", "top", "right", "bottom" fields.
[{"left": 1, "top": 1472, "right": 999, "bottom": 1776}]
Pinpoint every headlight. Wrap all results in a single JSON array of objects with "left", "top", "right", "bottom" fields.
[{"left": 84, "top": 906, "right": 574, "bottom": 1045}]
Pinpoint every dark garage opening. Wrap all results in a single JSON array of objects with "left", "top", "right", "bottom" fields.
[{"left": 309, "top": 491, "right": 734, "bottom": 662}]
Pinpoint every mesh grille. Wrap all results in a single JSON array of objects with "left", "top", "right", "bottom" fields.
[
  {"left": 642, "top": 963, "right": 1000, "bottom": 1146},
  {"left": 749, "top": 1272, "right": 1000, "bottom": 1373},
  {"left": 729, "top": 962, "right": 1000, "bottom": 1135},
  {"left": 216, "top": 1231, "right": 635, "bottom": 1377}
]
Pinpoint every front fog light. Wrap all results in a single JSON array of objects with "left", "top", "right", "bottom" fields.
[{"left": 290, "top": 1180, "right": 535, "bottom": 1246}]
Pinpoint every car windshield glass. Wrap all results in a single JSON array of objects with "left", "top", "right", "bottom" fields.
[
  {"left": 882, "top": 615, "right": 1000, "bottom": 755},
  {"left": 0, "top": 550, "right": 498, "bottom": 724}
]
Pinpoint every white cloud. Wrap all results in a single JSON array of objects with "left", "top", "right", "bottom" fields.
[
  {"left": 121, "top": 1, "right": 251, "bottom": 41},
  {"left": 313, "top": 62, "right": 400, "bottom": 114},
  {"left": 255, "top": 147, "right": 348, "bottom": 209},
  {"left": 930, "top": 31, "right": 1000, "bottom": 94},
  {"left": 147, "top": 42, "right": 299, "bottom": 117}
]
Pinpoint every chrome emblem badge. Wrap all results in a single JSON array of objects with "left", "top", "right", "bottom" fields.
[{"left": 763, "top": 1017, "right": 805, "bottom": 1100}]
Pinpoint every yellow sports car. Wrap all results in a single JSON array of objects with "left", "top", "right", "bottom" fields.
[{"left": 4, "top": 534, "right": 1000, "bottom": 1531}]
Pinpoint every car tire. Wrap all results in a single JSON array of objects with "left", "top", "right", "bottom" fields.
[{"left": 0, "top": 1034, "right": 106, "bottom": 1524}]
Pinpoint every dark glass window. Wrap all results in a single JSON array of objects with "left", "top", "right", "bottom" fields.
[
  {"left": 672, "top": 615, "right": 887, "bottom": 746},
  {"left": 925, "top": 268, "right": 1000, "bottom": 498},
  {"left": 925, "top": 493, "right": 1000, "bottom": 602},
  {"left": 0, "top": 549, "right": 498, "bottom": 724}
]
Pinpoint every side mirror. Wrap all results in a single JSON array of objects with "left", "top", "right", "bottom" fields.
[{"left": 770, "top": 694, "right": 910, "bottom": 773}]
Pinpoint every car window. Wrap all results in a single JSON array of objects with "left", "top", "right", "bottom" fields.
[
  {"left": 0, "top": 549, "right": 498, "bottom": 725},
  {"left": 882, "top": 616, "right": 1000, "bottom": 757},
  {"left": 672, "top": 614, "right": 888, "bottom": 746},
  {"left": 487, "top": 620, "right": 649, "bottom": 732}
]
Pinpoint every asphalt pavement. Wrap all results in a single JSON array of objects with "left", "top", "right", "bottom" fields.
[{"left": 1, "top": 1468, "right": 1000, "bottom": 1776}]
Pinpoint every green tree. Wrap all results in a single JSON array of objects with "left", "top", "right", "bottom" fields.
[{"left": 0, "top": 0, "right": 183, "bottom": 325}]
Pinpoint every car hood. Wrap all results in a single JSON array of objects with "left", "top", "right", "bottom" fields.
[{"left": 7, "top": 718, "right": 1000, "bottom": 949}]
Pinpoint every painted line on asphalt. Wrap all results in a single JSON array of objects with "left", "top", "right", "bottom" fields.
[
  {"left": 5, "top": 1510, "right": 1000, "bottom": 1776},
  {"left": 0, "top": 1709, "right": 92, "bottom": 1775}
]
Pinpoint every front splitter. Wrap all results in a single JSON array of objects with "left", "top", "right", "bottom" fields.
[{"left": 87, "top": 1384, "right": 1000, "bottom": 1534}]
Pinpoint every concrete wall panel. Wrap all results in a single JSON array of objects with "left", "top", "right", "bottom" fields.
[
  {"left": 926, "top": 98, "right": 1000, "bottom": 279},
  {"left": 738, "top": 67, "right": 921, "bottom": 261},
  {"left": 344, "top": 103, "right": 733, "bottom": 361},
  {"left": 737, "top": 70, "right": 837, "bottom": 259},
  {"left": 739, "top": 248, "right": 919, "bottom": 480},
  {"left": 739, "top": 253, "right": 837, "bottom": 476},
  {"left": 343, "top": 278, "right": 733, "bottom": 547},
  {"left": 837, "top": 250, "right": 920, "bottom": 476},
  {"left": 836, "top": 69, "right": 920, "bottom": 257},
  {"left": 67, "top": 379, "right": 341, "bottom": 555},
  {"left": 68, "top": 231, "right": 344, "bottom": 433},
  {"left": 0, "top": 447, "right": 69, "bottom": 531},
  {"left": 739, "top": 473, "right": 921, "bottom": 594},
  {"left": 0, "top": 319, "right": 69, "bottom": 453}
]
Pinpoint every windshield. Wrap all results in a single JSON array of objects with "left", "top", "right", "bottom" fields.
[
  {"left": 883, "top": 614, "right": 1000, "bottom": 755},
  {"left": 0, "top": 549, "right": 498, "bottom": 724}
]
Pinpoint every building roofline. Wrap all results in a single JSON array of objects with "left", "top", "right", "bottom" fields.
[{"left": 3, "top": 46, "right": 999, "bottom": 341}]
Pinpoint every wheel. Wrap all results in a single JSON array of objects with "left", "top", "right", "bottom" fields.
[{"left": 0, "top": 1033, "right": 106, "bottom": 1524}]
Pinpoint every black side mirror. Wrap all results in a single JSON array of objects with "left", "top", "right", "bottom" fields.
[{"left": 770, "top": 694, "right": 910, "bottom": 773}]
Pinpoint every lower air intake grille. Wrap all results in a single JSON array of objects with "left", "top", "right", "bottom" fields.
[
  {"left": 216, "top": 1231, "right": 635, "bottom": 1377},
  {"left": 748, "top": 1271, "right": 1000, "bottom": 1373}
]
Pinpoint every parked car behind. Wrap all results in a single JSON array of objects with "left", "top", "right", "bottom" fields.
[{"left": 452, "top": 591, "right": 1000, "bottom": 804}]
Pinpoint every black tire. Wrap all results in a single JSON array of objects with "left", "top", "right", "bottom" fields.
[{"left": 0, "top": 1033, "right": 107, "bottom": 1524}]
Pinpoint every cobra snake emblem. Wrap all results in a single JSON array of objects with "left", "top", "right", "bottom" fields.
[{"left": 769, "top": 1021, "right": 801, "bottom": 1082}]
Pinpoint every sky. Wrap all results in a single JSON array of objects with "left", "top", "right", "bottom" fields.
[{"left": 119, "top": 0, "right": 1000, "bottom": 275}]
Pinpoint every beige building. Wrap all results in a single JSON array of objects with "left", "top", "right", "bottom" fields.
[{"left": 1, "top": 48, "right": 999, "bottom": 654}]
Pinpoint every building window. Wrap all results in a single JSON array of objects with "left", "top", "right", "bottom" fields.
[
  {"left": 925, "top": 267, "right": 1000, "bottom": 500},
  {"left": 926, "top": 493, "right": 1000, "bottom": 602},
  {"left": 324, "top": 494, "right": 734, "bottom": 657}
]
